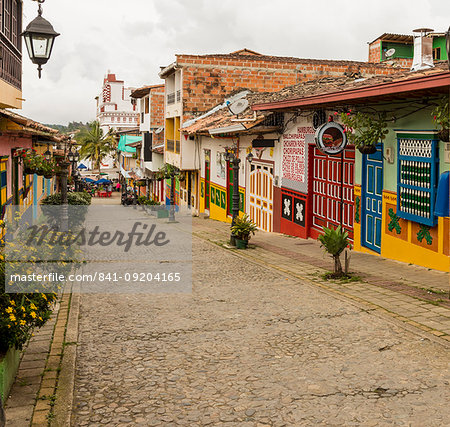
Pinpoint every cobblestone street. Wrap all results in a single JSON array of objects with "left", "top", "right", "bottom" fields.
[{"left": 71, "top": 236, "right": 450, "bottom": 426}]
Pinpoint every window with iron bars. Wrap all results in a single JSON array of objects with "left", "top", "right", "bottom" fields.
[{"left": 262, "top": 112, "right": 284, "bottom": 128}]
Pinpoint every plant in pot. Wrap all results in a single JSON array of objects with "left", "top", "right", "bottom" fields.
[
  {"left": 230, "top": 214, "right": 257, "bottom": 249},
  {"left": 37, "top": 158, "right": 56, "bottom": 179},
  {"left": 21, "top": 150, "right": 39, "bottom": 174},
  {"left": 432, "top": 96, "right": 449, "bottom": 142},
  {"left": 340, "top": 111, "right": 388, "bottom": 154}
]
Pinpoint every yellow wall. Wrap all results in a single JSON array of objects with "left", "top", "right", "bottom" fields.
[
  {"left": 199, "top": 179, "right": 245, "bottom": 223},
  {"left": 0, "top": 79, "right": 22, "bottom": 109},
  {"left": 354, "top": 185, "right": 450, "bottom": 272}
]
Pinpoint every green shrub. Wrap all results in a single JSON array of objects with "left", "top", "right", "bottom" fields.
[
  {"left": 137, "top": 196, "right": 147, "bottom": 205},
  {"left": 41, "top": 192, "right": 92, "bottom": 206},
  {"left": 318, "top": 225, "right": 350, "bottom": 276}
]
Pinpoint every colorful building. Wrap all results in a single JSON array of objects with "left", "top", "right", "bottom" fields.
[
  {"left": 130, "top": 85, "right": 165, "bottom": 203},
  {"left": 252, "top": 63, "right": 450, "bottom": 272},
  {"left": 158, "top": 49, "right": 400, "bottom": 214}
]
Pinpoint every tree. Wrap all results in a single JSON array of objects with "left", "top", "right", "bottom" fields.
[
  {"left": 318, "top": 225, "right": 350, "bottom": 277},
  {"left": 76, "top": 121, "right": 117, "bottom": 177}
]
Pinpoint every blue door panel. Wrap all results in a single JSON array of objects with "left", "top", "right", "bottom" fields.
[
  {"left": 362, "top": 144, "right": 383, "bottom": 253},
  {"left": 375, "top": 218, "right": 382, "bottom": 247}
]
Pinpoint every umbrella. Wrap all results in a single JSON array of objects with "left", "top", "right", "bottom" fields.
[
  {"left": 77, "top": 163, "right": 88, "bottom": 170},
  {"left": 83, "top": 178, "right": 95, "bottom": 183},
  {"left": 96, "top": 178, "right": 111, "bottom": 184}
]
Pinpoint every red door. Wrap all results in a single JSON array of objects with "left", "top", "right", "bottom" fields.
[{"left": 311, "top": 147, "right": 354, "bottom": 240}]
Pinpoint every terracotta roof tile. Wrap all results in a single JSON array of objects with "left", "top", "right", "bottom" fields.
[
  {"left": 131, "top": 84, "right": 164, "bottom": 98},
  {"left": 175, "top": 52, "right": 394, "bottom": 68},
  {"left": 182, "top": 93, "right": 270, "bottom": 135},
  {"left": 251, "top": 62, "right": 450, "bottom": 107},
  {"left": 0, "top": 108, "right": 64, "bottom": 141}
]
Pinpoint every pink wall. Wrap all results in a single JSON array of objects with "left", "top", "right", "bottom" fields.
[{"left": 0, "top": 135, "right": 33, "bottom": 198}]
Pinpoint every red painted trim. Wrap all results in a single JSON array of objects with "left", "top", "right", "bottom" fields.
[
  {"left": 273, "top": 186, "right": 281, "bottom": 233},
  {"left": 252, "top": 72, "right": 450, "bottom": 111}
]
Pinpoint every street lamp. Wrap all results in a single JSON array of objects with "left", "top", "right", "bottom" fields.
[
  {"left": 43, "top": 144, "right": 52, "bottom": 161},
  {"left": 168, "top": 167, "right": 180, "bottom": 222},
  {"left": 67, "top": 148, "right": 80, "bottom": 191},
  {"left": 21, "top": 0, "right": 60, "bottom": 78},
  {"left": 246, "top": 151, "right": 254, "bottom": 163},
  {"left": 224, "top": 146, "right": 241, "bottom": 246}
]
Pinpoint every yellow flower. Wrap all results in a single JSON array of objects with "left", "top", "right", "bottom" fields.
[
  {"left": 30, "top": 311, "right": 36, "bottom": 319},
  {"left": 5, "top": 307, "right": 13, "bottom": 313},
  {"left": 30, "top": 303, "right": 37, "bottom": 310},
  {"left": 9, "top": 314, "right": 16, "bottom": 321},
  {"left": 10, "top": 300, "right": 15, "bottom": 306},
  {"left": 7, "top": 325, "right": 10, "bottom": 329},
  {"left": 19, "top": 320, "right": 26, "bottom": 326},
  {"left": 21, "top": 306, "right": 25, "bottom": 312},
  {"left": 38, "top": 316, "right": 43, "bottom": 321},
  {"left": 41, "top": 294, "right": 47, "bottom": 300}
]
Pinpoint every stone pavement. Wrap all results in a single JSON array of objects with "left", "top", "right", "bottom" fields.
[
  {"left": 193, "top": 217, "right": 450, "bottom": 341},
  {"left": 70, "top": 234, "right": 450, "bottom": 426}
]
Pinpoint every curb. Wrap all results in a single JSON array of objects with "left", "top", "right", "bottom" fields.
[{"left": 51, "top": 284, "right": 80, "bottom": 426}]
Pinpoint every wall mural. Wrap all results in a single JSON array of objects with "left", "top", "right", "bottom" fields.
[
  {"left": 210, "top": 184, "right": 245, "bottom": 213},
  {"left": 293, "top": 198, "right": 306, "bottom": 227},
  {"left": 281, "top": 192, "right": 306, "bottom": 228},
  {"left": 388, "top": 208, "right": 402, "bottom": 234}
]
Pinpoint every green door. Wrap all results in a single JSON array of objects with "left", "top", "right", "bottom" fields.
[{"left": 205, "top": 159, "right": 210, "bottom": 210}]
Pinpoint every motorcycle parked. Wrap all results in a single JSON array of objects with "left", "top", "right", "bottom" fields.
[{"left": 121, "top": 192, "right": 135, "bottom": 205}]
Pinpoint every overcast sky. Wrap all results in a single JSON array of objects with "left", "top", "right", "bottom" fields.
[{"left": 20, "top": 0, "right": 450, "bottom": 125}]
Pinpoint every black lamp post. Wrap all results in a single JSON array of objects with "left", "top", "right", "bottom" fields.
[
  {"left": 224, "top": 146, "right": 241, "bottom": 246},
  {"left": 21, "top": 0, "right": 60, "bottom": 78},
  {"left": 68, "top": 148, "right": 80, "bottom": 191},
  {"left": 44, "top": 144, "right": 52, "bottom": 161},
  {"left": 166, "top": 166, "right": 180, "bottom": 223}
]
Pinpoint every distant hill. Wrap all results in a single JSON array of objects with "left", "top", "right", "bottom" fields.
[{"left": 44, "top": 121, "right": 90, "bottom": 134}]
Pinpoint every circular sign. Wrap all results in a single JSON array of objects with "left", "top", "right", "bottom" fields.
[{"left": 315, "top": 122, "right": 348, "bottom": 155}]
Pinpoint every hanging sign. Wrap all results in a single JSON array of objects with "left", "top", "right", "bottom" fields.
[{"left": 315, "top": 122, "right": 347, "bottom": 155}]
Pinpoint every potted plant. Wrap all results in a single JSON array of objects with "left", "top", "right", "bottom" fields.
[
  {"left": 340, "top": 111, "right": 388, "bottom": 154},
  {"left": 37, "top": 158, "right": 56, "bottom": 179},
  {"left": 20, "top": 150, "right": 39, "bottom": 174},
  {"left": 432, "top": 96, "right": 449, "bottom": 142},
  {"left": 230, "top": 214, "right": 257, "bottom": 249}
]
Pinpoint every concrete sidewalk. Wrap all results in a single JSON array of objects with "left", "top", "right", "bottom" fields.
[{"left": 193, "top": 217, "right": 450, "bottom": 343}]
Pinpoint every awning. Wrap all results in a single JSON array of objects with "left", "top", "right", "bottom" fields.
[{"left": 118, "top": 135, "right": 141, "bottom": 153}]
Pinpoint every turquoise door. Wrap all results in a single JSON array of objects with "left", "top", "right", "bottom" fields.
[{"left": 362, "top": 145, "right": 383, "bottom": 253}]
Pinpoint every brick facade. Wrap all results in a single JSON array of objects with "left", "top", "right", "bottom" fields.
[
  {"left": 148, "top": 87, "right": 164, "bottom": 146},
  {"left": 368, "top": 40, "right": 413, "bottom": 68},
  {"left": 176, "top": 53, "right": 404, "bottom": 120},
  {"left": 368, "top": 40, "right": 381, "bottom": 63}
]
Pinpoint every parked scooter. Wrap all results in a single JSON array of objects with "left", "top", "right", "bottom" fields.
[{"left": 121, "top": 192, "right": 134, "bottom": 205}]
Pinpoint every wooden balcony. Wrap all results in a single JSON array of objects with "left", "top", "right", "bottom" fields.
[{"left": 0, "top": 37, "right": 22, "bottom": 90}]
